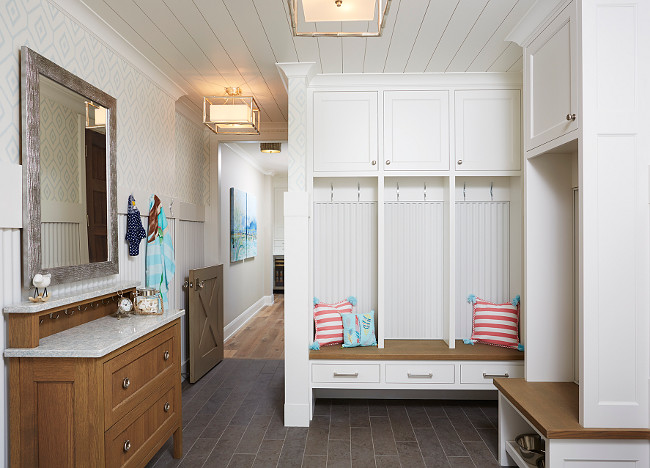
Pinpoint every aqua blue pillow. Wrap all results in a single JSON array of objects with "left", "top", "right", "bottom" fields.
[{"left": 342, "top": 310, "right": 377, "bottom": 347}]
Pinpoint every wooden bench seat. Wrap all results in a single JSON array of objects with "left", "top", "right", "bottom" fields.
[{"left": 310, "top": 339, "right": 524, "bottom": 361}]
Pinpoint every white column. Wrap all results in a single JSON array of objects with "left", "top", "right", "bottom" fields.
[
  {"left": 580, "top": 0, "right": 649, "bottom": 428},
  {"left": 276, "top": 63, "right": 316, "bottom": 426}
]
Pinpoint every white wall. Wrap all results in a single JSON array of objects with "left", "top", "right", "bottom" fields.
[
  {"left": 218, "top": 144, "right": 274, "bottom": 329},
  {"left": 0, "top": 0, "right": 210, "bottom": 464}
]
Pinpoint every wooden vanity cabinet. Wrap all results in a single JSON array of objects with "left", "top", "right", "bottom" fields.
[{"left": 9, "top": 320, "right": 182, "bottom": 467}]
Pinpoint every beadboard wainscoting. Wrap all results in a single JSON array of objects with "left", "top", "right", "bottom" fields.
[
  {"left": 455, "top": 202, "right": 511, "bottom": 339},
  {"left": 384, "top": 202, "right": 444, "bottom": 340},
  {"left": 313, "top": 202, "right": 378, "bottom": 316}
]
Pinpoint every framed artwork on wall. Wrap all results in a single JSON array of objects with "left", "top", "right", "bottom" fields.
[{"left": 230, "top": 188, "right": 258, "bottom": 262}]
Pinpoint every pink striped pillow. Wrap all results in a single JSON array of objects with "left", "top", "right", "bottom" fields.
[
  {"left": 314, "top": 300, "right": 353, "bottom": 346},
  {"left": 470, "top": 297, "right": 520, "bottom": 349}
]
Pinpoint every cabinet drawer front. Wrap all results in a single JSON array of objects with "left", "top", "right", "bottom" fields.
[
  {"left": 105, "top": 384, "right": 178, "bottom": 468},
  {"left": 460, "top": 363, "right": 524, "bottom": 384},
  {"left": 385, "top": 364, "right": 455, "bottom": 384},
  {"left": 104, "top": 324, "right": 179, "bottom": 429},
  {"left": 312, "top": 364, "right": 380, "bottom": 383}
]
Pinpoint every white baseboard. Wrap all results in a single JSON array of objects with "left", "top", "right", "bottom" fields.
[
  {"left": 224, "top": 294, "right": 275, "bottom": 341},
  {"left": 284, "top": 403, "right": 310, "bottom": 427}
]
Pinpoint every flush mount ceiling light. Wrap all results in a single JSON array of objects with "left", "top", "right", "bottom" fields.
[
  {"left": 288, "top": 0, "right": 391, "bottom": 37},
  {"left": 203, "top": 87, "right": 260, "bottom": 135},
  {"left": 260, "top": 142, "right": 282, "bottom": 154},
  {"left": 85, "top": 101, "right": 106, "bottom": 129}
]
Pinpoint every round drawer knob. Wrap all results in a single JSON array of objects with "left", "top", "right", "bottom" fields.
[
  {"left": 457, "top": 160, "right": 463, "bottom": 165},
  {"left": 385, "top": 160, "right": 391, "bottom": 165},
  {"left": 164, "top": 402, "right": 171, "bottom": 412},
  {"left": 163, "top": 350, "right": 170, "bottom": 361},
  {"left": 123, "top": 440, "right": 131, "bottom": 453},
  {"left": 122, "top": 377, "right": 130, "bottom": 389},
  {"left": 566, "top": 113, "right": 576, "bottom": 121},
  {"left": 371, "top": 160, "right": 377, "bottom": 166}
]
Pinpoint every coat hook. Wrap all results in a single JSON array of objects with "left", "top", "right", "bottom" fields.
[
  {"left": 169, "top": 198, "right": 174, "bottom": 217},
  {"left": 463, "top": 183, "right": 466, "bottom": 201},
  {"left": 330, "top": 183, "right": 334, "bottom": 202},
  {"left": 424, "top": 182, "right": 427, "bottom": 201},
  {"left": 396, "top": 182, "right": 400, "bottom": 202},
  {"left": 357, "top": 182, "right": 361, "bottom": 202},
  {"left": 49, "top": 313, "right": 60, "bottom": 320},
  {"left": 490, "top": 182, "right": 494, "bottom": 201}
]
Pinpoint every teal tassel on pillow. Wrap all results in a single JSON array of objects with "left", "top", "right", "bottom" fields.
[
  {"left": 347, "top": 296, "right": 357, "bottom": 306},
  {"left": 512, "top": 295, "right": 520, "bottom": 307},
  {"left": 517, "top": 343, "right": 525, "bottom": 352},
  {"left": 467, "top": 294, "right": 477, "bottom": 304},
  {"left": 313, "top": 297, "right": 319, "bottom": 306},
  {"left": 309, "top": 341, "right": 320, "bottom": 350},
  {"left": 463, "top": 338, "right": 475, "bottom": 345}
]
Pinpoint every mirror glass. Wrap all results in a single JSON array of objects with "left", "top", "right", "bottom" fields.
[
  {"left": 22, "top": 46, "right": 118, "bottom": 288},
  {"left": 39, "top": 76, "right": 108, "bottom": 269}
]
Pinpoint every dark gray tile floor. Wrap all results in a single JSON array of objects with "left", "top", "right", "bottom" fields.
[{"left": 148, "top": 359, "right": 504, "bottom": 468}]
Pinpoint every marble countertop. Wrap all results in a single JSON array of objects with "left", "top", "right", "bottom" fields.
[
  {"left": 3, "top": 280, "right": 140, "bottom": 314},
  {"left": 4, "top": 309, "right": 184, "bottom": 358}
]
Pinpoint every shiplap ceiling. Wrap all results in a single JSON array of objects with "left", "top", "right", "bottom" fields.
[{"left": 82, "top": 0, "right": 535, "bottom": 126}]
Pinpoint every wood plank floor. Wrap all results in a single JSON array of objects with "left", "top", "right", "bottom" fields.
[
  {"left": 224, "top": 295, "right": 284, "bottom": 360},
  {"left": 148, "top": 358, "right": 502, "bottom": 468}
]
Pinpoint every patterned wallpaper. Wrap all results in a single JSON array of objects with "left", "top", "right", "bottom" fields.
[
  {"left": 39, "top": 94, "right": 80, "bottom": 202},
  {"left": 0, "top": 0, "right": 208, "bottom": 205},
  {"left": 175, "top": 112, "right": 211, "bottom": 206}
]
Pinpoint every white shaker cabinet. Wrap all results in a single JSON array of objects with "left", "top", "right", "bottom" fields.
[
  {"left": 383, "top": 90, "right": 450, "bottom": 171},
  {"left": 312, "top": 91, "right": 378, "bottom": 172},
  {"left": 525, "top": 2, "right": 577, "bottom": 153},
  {"left": 454, "top": 89, "right": 521, "bottom": 171}
]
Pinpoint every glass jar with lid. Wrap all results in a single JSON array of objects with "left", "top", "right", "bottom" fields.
[{"left": 134, "top": 287, "right": 164, "bottom": 315}]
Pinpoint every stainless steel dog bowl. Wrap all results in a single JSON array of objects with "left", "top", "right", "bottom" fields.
[{"left": 515, "top": 433, "right": 545, "bottom": 466}]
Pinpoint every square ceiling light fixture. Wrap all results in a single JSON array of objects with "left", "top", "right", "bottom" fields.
[
  {"left": 288, "top": 0, "right": 392, "bottom": 37},
  {"left": 203, "top": 87, "right": 260, "bottom": 135}
]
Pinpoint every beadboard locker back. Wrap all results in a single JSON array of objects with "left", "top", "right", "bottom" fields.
[
  {"left": 455, "top": 202, "right": 510, "bottom": 339},
  {"left": 313, "top": 202, "right": 378, "bottom": 318},
  {"left": 384, "top": 202, "right": 444, "bottom": 339}
]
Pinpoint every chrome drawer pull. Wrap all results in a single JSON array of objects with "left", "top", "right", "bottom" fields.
[
  {"left": 164, "top": 350, "right": 170, "bottom": 361},
  {"left": 483, "top": 372, "right": 509, "bottom": 379},
  {"left": 122, "top": 377, "right": 130, "bottom": 389},
  {"left": 333, "top": 372, "right": 358, "bottom": 377},
  {"left": 164, "top": 402, "right": 171, "bottom": 412},
  {"left": 123, "top": 440, "right": 131, "bottom": 453},
  {"left": 408, "top": 372, "right": 433, "bottom": 378}
]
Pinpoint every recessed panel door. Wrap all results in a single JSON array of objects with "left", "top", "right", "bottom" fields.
[{"left": 384, "top": 90, "right": 449, "bottom": 171}]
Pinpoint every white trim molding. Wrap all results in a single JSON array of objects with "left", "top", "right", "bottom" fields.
[
  {"left": 224, "top": 294, "right": 274, "bottom": 341},
  {"left": 49, "top": 0, "right": 187, "bottom": 100}
]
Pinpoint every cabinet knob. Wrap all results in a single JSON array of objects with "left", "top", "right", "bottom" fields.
[
  {"left": 164, "top": 402, "right": 171, "bottom": 412},
  {"left": 371, "top": 160, "right": 377, "bottom": 166},
  {"left": 164, "top": 350, "right": 170, "bottom": 361},
  {"left": 122, "top": 377, "right": 130, "bottom": 389},
  {"left": 123, "top": 440, "right": 131, "bottom": 453},
  {"left": 566, "top": 113, "right": 576, "bottom": 121},
  {"left": 457, "top": 160, "right": 463, "bottom": 165},
  {"left": 385, "top": 160, "right": 391, "bottom": 165}
]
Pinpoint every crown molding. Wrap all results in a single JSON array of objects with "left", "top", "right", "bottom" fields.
[
  {"left": 506, "top": 0, "right": 570, "bottom": 47},
  {"left": 223, "top": 142, "right": 274, "bottom": 176},
  {"left": 47, "top": 0, "right": 187, "bottom": 100},
  {"left": 175, "top": 97, "right": 203, "bottom": 126},
  {"left": 308, "top": 72, "right": 522, "bottom": 89},
  {"left": 276, "top": 62, "right": 317, "bottom": 90}
]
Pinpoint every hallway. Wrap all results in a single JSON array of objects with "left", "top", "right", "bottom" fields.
[{"left": 224, "top": 296, "right": 284, "bottom": 360}]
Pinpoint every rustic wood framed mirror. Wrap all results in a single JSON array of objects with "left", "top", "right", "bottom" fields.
[{"left": 21, "top": 46, "right": 118, "bottom": 288}]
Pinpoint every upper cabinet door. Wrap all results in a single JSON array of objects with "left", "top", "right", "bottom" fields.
[
  {"left": 384, "top": 91, "right": 450, "bottom": 171},
  {"left": 455, "top": 89, "right": 521, "bottom": 171},
  {"left": 525, "top": 2, "right": 577, "bottom": 152},
  {"left": 313, "top": 91, "right": 378, "bottom": 172}
]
